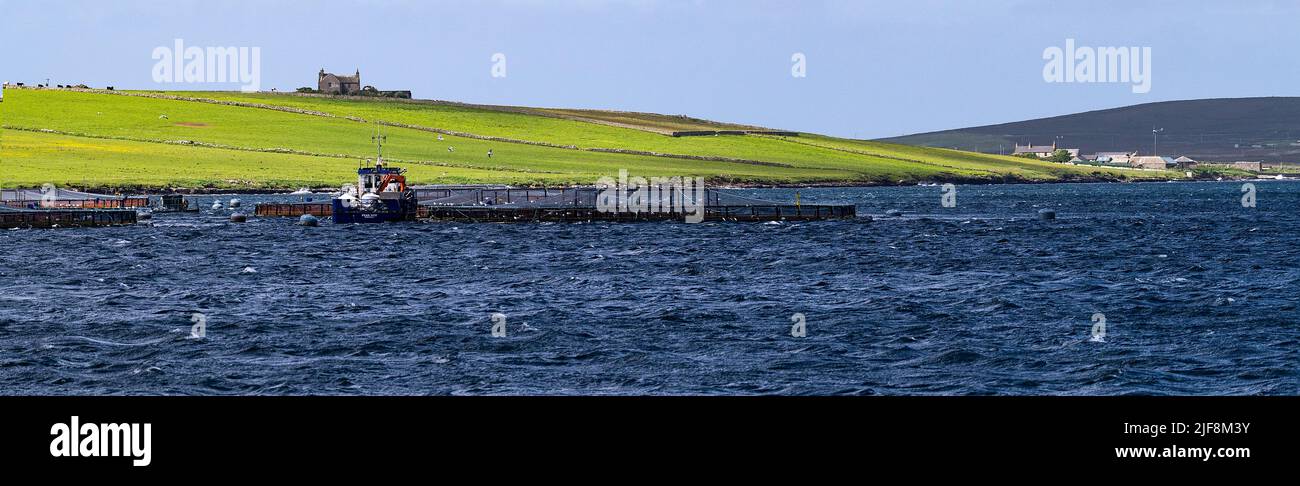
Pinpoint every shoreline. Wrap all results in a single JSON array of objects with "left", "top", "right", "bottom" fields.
[{"left": 16, "top": 174, "right": 1271, "bottom": 196}]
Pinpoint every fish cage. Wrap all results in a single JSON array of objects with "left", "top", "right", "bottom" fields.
[
  {"left": 416, "top": 187, "right": 856, "bottom": 222},
  {"left": 254, "top": 202, "right": 333, "bottom": 217},
  {"left": 0, "top": 207, "right": 139, "bottom": 228},
  {"left": 153, "top": 194, "right": 200, "bottom": 213},
  {"left": 0, "top": 188, "right": 148, "bottom": 209},
  {"left": 255, "top": 186, "right": 856, "bottom": 223}
]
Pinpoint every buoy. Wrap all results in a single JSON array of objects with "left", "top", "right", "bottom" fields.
[
  {"left": 212, "top": 201, "right": 223, "bottom": 210},
  {"left": 230, "top": 213, "right": 247, "bottom": 223},
  {"left": 885, "top": 209, "right": 903, "bottom": 217},
  {"left": 1038, "top": 209, "right": 1056, "bottom": 220},
  {"left": 299, "top": 214, "right": 319, "bottom": 227},
  {"left": 229, "top": 198, "right": 241, "bottom": 208},
  {"left": 136, "top": 211, "right": 152, "bottom": 221}
]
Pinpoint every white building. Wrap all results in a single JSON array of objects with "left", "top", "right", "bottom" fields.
[
  {"left": 1012, "top": 142, "right": 1079, "bottom": 158},
  {"left": 1094, "top": 151, "right": 1136, "bottom": 165}
]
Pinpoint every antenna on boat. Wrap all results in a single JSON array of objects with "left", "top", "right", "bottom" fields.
[{"left": 371, "top": 124, "right": 386, "bottom": 163}]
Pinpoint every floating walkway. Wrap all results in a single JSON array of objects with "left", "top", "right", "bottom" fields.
[
  {"left": 0, "top": 207, "right": 138, "bottom": 228},
  {"left": 254, "top": 186, "right": 856, "bottom": 223}
]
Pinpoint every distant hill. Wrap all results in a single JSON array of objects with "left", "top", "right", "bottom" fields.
[{"left": 879, "top": 97, "right": 1300, "bottom": 163}]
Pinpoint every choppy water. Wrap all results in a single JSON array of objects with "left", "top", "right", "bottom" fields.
[{"left": 0, "top": 181, "right": 1296, "bottom": 395}]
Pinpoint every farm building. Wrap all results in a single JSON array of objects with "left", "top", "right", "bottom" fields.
[
  {"left": 1232, "top": 161, "right": 1263, "bottom": 172},
  {"left": 1094, "top": 151, "right": 1136, "bottom": 165},
  {"left": 1130, "top": 156, "right": 1175, "bottom": 170},
  {"left": 316, "top": 69, "right": 411, "bottom": 98},
  {"left": 1012, "top": 142, "right": 1079, "bottom": 158},
  {"left": 318, "top": 69, "right": 362, "bottom": 95}
]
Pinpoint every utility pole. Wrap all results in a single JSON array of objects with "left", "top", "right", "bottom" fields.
[{"left": 1152, "top": 127, "right": 1164, "bottom": 156}]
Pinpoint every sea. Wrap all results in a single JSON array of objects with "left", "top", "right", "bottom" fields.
[{"left": 0, "top": 181, "right": 1296, "bottom": 395}]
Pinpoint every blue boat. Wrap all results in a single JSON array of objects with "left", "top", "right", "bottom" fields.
[{"left": 331, "top": 129, "right": 418, "bottom": 224}]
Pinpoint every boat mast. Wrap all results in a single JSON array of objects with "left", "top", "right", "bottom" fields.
[{"left": 371, "top": 124, "right": 386, "bottom": 164}]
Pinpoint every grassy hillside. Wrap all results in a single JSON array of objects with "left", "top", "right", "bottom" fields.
[
  {"left": 880, "top": 97, "right": 1300, "bottom": 163},
  {"left": 0, "top": 130, "right": 585, "bottom": 189},
  {"left": 0, "top": 87, "right": 1178, "bottom": 190}
]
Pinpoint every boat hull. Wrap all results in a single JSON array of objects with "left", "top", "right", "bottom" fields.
[{"left": 330, "top": 197, "right": 416, "bottom": 224}]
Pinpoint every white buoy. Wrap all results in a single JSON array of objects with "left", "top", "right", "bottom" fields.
[
  {"left": 229, "top": 198, "right": 241, "bottom": 208},
  {"left": 299, "top": 214, "right": 319, "bottom": 227},
  {"left": 212, "top": 201, "right": 223, "bottom": 210},
  {"left": 885, "top": 209, "right": 903, "bottom": 217}
]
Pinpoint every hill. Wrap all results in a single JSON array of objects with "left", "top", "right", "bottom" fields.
[
  {"left": 879, "top": 97, "right": 1300, "bottom": 163},
  {"left": 0, "top": 87, "right": 1177, "bottom": 191}
]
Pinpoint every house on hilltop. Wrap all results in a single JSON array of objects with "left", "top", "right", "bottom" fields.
[
  {"left": 315, "top": 69, "right": 410, "bottom": 98},
  {"left": 319, "top": 69, "right": 362, "bottom": 95}
]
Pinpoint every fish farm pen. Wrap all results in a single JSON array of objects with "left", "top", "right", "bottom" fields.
[
  {"left": 0, "top": 207, "right": 138, "bottom": 229},
  {"left": 255, "top": 186, "right": 857, "bottom": 223},
  {"left": 0, "top": 188, "right": 148, "bottom": 209},
  {"left": 255, "top": 202, "right": 333, "bottom": 217}
]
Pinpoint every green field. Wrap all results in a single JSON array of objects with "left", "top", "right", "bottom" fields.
[{"left": 0, "top": 87, "right": 1179, "bottom": 190}]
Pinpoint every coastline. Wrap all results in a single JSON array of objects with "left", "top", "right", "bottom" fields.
[{"left": 28, "top": 173, "right": 1268, "bottom": 196}]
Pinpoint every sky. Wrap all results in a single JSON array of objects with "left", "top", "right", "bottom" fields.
[{"left": 3, "top": 0, "right": 1299, "bottom": 138}]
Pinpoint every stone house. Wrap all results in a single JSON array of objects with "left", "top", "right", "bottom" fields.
[{"left": 318, "top": 69, "right": 362, "bottom": 95}]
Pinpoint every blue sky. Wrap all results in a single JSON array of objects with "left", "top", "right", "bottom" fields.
[{"left": 3, "top": 0, "right": 1299, "bottom": 138}]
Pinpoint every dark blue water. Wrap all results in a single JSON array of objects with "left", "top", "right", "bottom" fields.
[{"left": 1, "top": 181, "right": 1296, "bottom": 395}]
